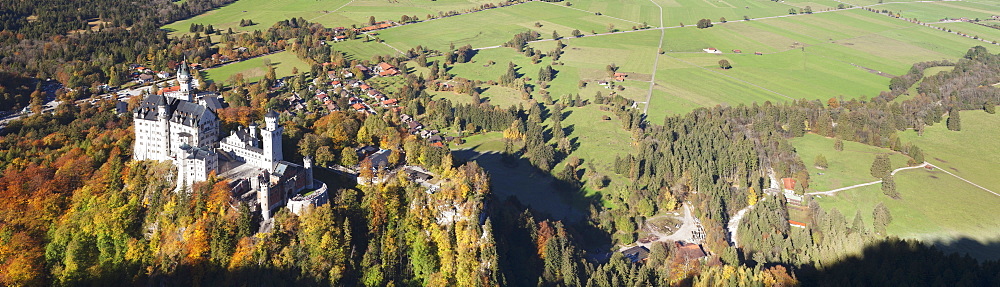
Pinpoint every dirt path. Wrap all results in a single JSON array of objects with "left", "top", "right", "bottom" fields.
[{"left": 807, "top": 163, "right": 929, "bottom": 196}]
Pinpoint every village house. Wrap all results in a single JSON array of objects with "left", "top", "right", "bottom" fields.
[
  {"left": 674, "top": 242, "right": 707, "bottom": 260},
  {"left": 621, "top": 246, "right": 649, "bottom": 263},
  {"left": 614, "top": 72, "right": 628, "bottom": 82},
  {"left": 374, "top": 62, "right": 400, "bottom": 77}
]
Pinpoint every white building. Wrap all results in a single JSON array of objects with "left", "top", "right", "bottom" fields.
[
  {"left": 133, "top": 60, "right": 325, "bottom": 221},
  {"left": 133, "top": 62, "right": 220, "bottom": 189}
]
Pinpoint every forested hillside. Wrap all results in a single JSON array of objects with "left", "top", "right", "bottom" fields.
[{"left": 2, "top": 0, "right": 1000, "bottom": 284}]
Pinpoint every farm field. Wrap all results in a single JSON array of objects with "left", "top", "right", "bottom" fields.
[
  {"left": 162, "top": 0, "right": 507, "bottom": 37},
  {"left": 330, "top": 39, "right": 402, "bottom": 61},
  {"left": 779, "top": 0, "right": 847, "bottom": 11},
  {"left": 789, "top": 134, "right": 911, "bottom": 192},
  {"left": 935, "top": 22, "right": 1000, "bottom": 43},
  {"left": 566, "top": 0, "right": 802, "bottom": 27},
  {"left": 644, "top": 9, "right": 999, "bottom": 116},
  {"left": 163, "top": 0, "right": 351, "bottom": 36},
  {"left": 327, "top": 0, "right": 498, "bottom": 28},
  {"left": 879, "top": 1, "right": 999, "bottom": 22},
  {"left": 375, "top": 1, "right": 641, "bottom": 52},
  {"left": 203, "top": 51, "right": 309, "bottom": 83}
]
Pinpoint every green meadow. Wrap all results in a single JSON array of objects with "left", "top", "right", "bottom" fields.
[
  {"left": 936, "top": 22, "right": 1000, "bottom": 43},
  {"left": 789, "top": 134, "right": 911, "bottom": 192},
  {"left": 899, "top": 110, "right": 1000, "bottom": 193},
  {"left": 879, "top": 1, "right": 999, "bottom": 22},
  {"left": 375, "top": 1, "right": 641, "bottom": 52},
  {"left": 330, "top": 39, "right": 402, "bottom": 61},
  {"left": 815, "top": 169, "right": 1000, "bottom": 260},
  {"left": 814, "top": 110, "right": 1000, "bottom": 260},
  {"left": 163, "top": 0, "right": 351, "bottom": 36},
  {"left": 567, "top": 0, "right": 801, "bottom": 27},
  {"left": 645, "top": 9, "right": 998, "bottom": 117},
  {"left": 163, "top": 0, "right": 498, "bottom": 37},
  {"left": 203, "top": 51, "right": 310, "bottom": 83}
]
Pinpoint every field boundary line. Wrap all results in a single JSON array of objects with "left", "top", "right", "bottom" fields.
[
  {"left": 379, "top": 41, "right": 406, "bottom": 55},
  {"left": 926, "top": 162, "right": 1000, "bottom": 197},
  {"left": 308, "top": 0, "right": 356, "bottom": 22}
]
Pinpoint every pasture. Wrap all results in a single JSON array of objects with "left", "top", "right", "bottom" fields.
[
  {"left": 815, "top": 110, "right": 1000, "bottom": 260},
  {"left": 375, "top": 1, "right": 641, "bottom": 52},
  {"left": 163, "top": 0, "right": 498, "bottom": 37},
  {"left": 330, "top": 39, "right": 402, "bottom": 61},
  {"left": 203, "top": 51, "right": 309, "bottom": 83},
  {"left": 879, "top": 1, "right": 999, "bottom": 22},
  {"left": 935, "top": 22, "right": 1000, "bottom": 43},
  {"left": 163, "top": 0, "right": 351, "bottom": 36},
  {"left": 814, "top": 169, "right": 1000, "bottom": 260},
  {"left": 566, "top": 0, "right": 802, "bottom": 27},
  {"left": 789, "top": 134, "right": 911, "bottom": 192},
  {"left": 645, "top": 9, "right": 999, "bottom": 116},
  {"left": 898, "top": 110, "right": 1000, "bottom": 193}
]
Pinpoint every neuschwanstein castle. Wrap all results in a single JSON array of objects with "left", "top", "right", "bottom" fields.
[{"left": 133, "top": 62, "right": 327, "bottom": 219}]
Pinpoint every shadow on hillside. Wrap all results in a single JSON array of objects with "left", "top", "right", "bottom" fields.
[
  {"left": 797, "top": 237, "right": 1000, "bottom": 286},
  {"left": 452, "top": 148, "right": 600, "bottom": 223}
]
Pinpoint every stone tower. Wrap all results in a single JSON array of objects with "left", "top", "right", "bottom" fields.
[
  {"left": 303, "top": 156, "right": 315, "bottom": 190},
  {"left": 255, "top": 170, "right": 273, "bottom": 220},
  {"left": 262, "top": 110, "right": 283, "bottom": 166}
]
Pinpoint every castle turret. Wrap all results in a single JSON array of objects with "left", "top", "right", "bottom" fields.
[
  {"left": 256, "top": 170, "right": 273, "bottom": 220},
  {"left": 156, "top": 95, "right": 169, "bottom": 120},
  {"left": 261, "top": 110, "right": 283, "bottom": 167},
  {"left": 304, "top": 156, "right": 314, "bottom": 189}
]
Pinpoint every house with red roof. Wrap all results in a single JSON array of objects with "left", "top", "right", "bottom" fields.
[
  {"left": 613, "top": 72, "right": 627, "bottom": 82},
  {"left": 374, "top": 62, "right": 400, "bottom": 77}
]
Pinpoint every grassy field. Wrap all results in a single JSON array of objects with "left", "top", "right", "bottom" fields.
[
  {"left": 567, "top": 0, "right": 801, "bottom": 27},
  {"left": 815, "top": 169, "right": 1000, "bottom": 260},
  {"left": 936, "top": 22, "right": 1000, "bottom": 43},
  {"left": 879, "top": 1, "right": 999, "bottom": 22},
  {"left": 789, "top": 134, "right": 912, "bottom": 192},
  {"left": 899, "top": 110, "right": 1000, "bottom": 193},
  {"left": 203, "top": 51, "right": 310, "bottom": 83},
  {"left": 814, "top": 110, "right": 1000, "bottom": 260},
  {"left": 163, "top": 0, "right": 351, "bottom": 36},
  {"left": 327, "top": 0, "right": 497, "bottom": 26},
  {"left": 644, "top": 9, "right": 999, "bottom": 117},
  {"left": 375, "top": 2, "right": 641, "bottom": 52},
  {"left": 330, "top": 39, "right": 402, "bottom": 61},
  {"left": 162, "top": 0, "right": 500, "bottom": 37}
]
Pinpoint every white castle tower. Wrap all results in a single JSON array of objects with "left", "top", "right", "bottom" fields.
[
  {"left": 178, "top": 59, "right": 193, "bottom": 95},
  {"left": 262, "top": 110, "right": 283, "bottom": 165}
]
